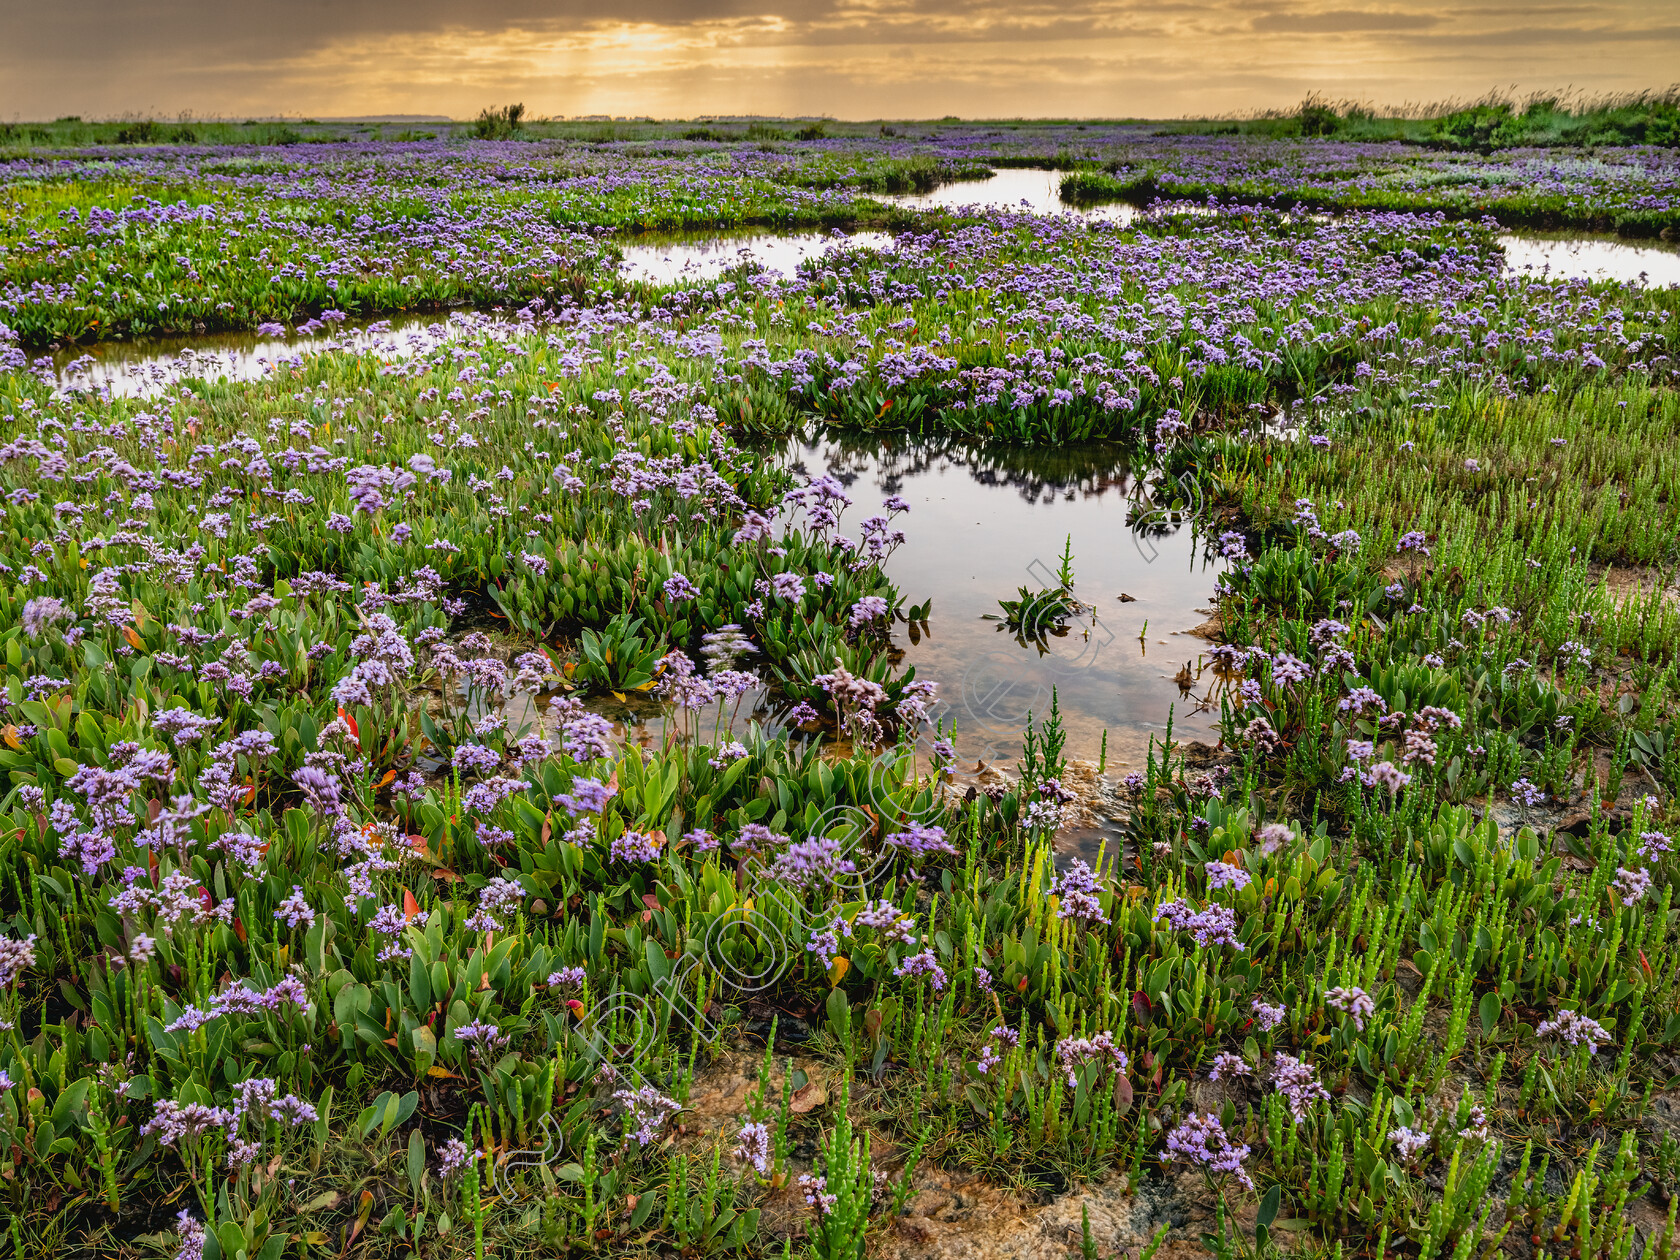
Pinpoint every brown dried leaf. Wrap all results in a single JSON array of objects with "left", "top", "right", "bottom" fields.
[{"left": 790, "top": 1079, "right": 828, "bottom": 1114}]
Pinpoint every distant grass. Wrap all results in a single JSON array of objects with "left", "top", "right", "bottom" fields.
[
  {"left": 1155, "top": 87, "right": 1680, "bottom": 151},
  {"left": 3, "top": 90, "right": 1678, "bottom": 156}
]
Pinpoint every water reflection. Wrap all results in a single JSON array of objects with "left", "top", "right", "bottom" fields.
[
  {"left": 777, "top": 432, "right": 1227, "bottom": 772},
  {"left": 49, "top": 311, "right": 498, "bottom": 399},
  {"left": 883, "top": 167, "right": 1139, "bottom": 222},
  {"left": 1499, "top": 232, "right": 1680, "bottom": 287},
  {"left": 617, "top": 229, "right": 895, "bottom": 283}
]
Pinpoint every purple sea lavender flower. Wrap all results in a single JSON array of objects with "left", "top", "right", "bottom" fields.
[
  {"left": 893, "top": 947, "right": 947, "bottom": 991},
  {"left": 437, "top": 1136, "right": 477, "bottom": 1177},
  {"left": 853, "top": 900, "right": 916, "bottom": 944},
  {"left": 274, "top": 886, "right": 315, "bottom": 930},
  {"left": 1613, "top": 866, "right": 1652, "bottom": 903},
  {"left": 1389, "top": 1127, "right": 1430, "bottom": 1160},
  {"left": 562, "top": 713, "right": 617, "bottom": 762},
  {"left": 708, "top": 741, "right": 748, "bottom": 769},
  {"left": 1271, "top": 1052, "right": 1330, "bottom": 1123},
  {"left": 172, "top": 1211, "right": 207, "bottom": 1260},
  {"left": 1052, "top": 858, "right": 1110, "bottom": 924},
  {"left": 1205, "top": 860, "right": 1251, "bottom": 892},
  {"left": 735, "top": 1121, "right": 772, "bottom": 1174},
  {"left": 454, "top": 1020, "right": 510, "bottom": 1061},
  {"left": 848, "top": 596, "right": 889, "bottom": 629},
  {"left": 1326, "top": 985, "right": 1376, "bottom": 1031},
  {"left": 21, "top": 597, "right": 70, "bottom": 640},
  {"left": 799, "top": 1172, "right": 838, "bottom": 1215},
  {"left": 0, "top": 935, "right": 37, "bottom": 987},
  {"left": 1207, "top": 1053, "right": 1251, "bottom": 1081},
  {"left": 613, "top": 1085, "right": 681, "bottom": 1146},
  {"left": 609, "top": 830, "right": 662, "bottom": 864},
  {"left": 1055, "top": 1031, "right": 1128, "bottom": 1086},
  {"left": 558, "top": 777, "right": 614, "bottom": 815},
  {"left": 767, "top": 836, "right": 857, "bottom": 889},
  {"left": 884, "top": 821, "right": 956, "bottom": 858},
  {"left": 1536, "top": 1009, "right": 1610, "bottom": 1054},
  {"left": 1162, "top": 1113, "right": 1253, "bottom": 1189},
  {"left": 1364, "top": 761, "right": 1411, "bottom": 793}
]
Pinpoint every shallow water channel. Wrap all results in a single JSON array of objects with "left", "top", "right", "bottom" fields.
[{"left": 46, "top": 175, "right": 1678, "bottom": 396}]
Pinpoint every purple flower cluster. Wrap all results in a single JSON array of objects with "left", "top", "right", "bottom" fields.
[
  {"left": 1536, "top": 1009, "right": 1610, "bottom": 1054},
  {"left": 1270, "top": 1052, "right": 1330, "bottom": 1123},
  {"left": 613, "top": 1085, "right": 682, "bottom": 1146},
  {"left": 1162, "top": 1113, "right": 1253, "bottom": 1189},
  {"left": 1055, "top": 1031, "right": 1128, "bottom": 1086},
  {"left": 1154, "top": 898, "right": 1245, "bottom": 951},
  {"left": 1052, "top": 858, "right": 1110, "bottom": 924}
]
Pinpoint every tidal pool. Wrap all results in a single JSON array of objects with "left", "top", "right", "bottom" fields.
[
  {"left": 781, "top": 434, "right": 1225, "bottom": 770},
  {"left": 1499, "top": 232, "right": 1680, "bottom": 287},
  {"left": 48, "top": 311, "right": 484, "bottom": 399},
  {"left": 616, "top": 229, "right": 895, "bottom": 284},
  {"left": 482, "top": 433, "right": 1228, "bottom": 866},
  {"left": 882, "top": 167, "right": 1139, "bottom": 221}
]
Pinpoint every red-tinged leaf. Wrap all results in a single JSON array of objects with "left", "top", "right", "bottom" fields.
[
  {"left": 566, "top": 1000, "right": 585, "bottom": 1016},
  {"left": 233, "top": 918, "right": 247, "bottom": 944},
  {"left": 1016, "top": 974, "right": 1029, "bottom": 994},
  {"left": 402, "top": 887, "right": 422, "bottom": 922},
  {"left": 431, "top": 869, "right": 462, "bottom": 883},
  {"left": 197, "top": 887, "right": 214, "bottom": 914},
  {"left": 377, "top": 768, "right": 397, "bottom": 790},
  {"left": 336, "top": 707, "right": 360, "bottom": 748},
  {"left": 1113, "top": 1073, "right": 1134, "bottom": 1114},
  {"left": 541, "top": 813, "right": 552, "bottom": 846},
  {"left": 348, "top": 1189, "right": 375, "bottom": 1243},
  {"left": 641, "top": 893, "right": 662, "bottom": 912}
]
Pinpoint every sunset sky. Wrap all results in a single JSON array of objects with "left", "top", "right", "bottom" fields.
[{"left": 4, "top": 0, "right": 1677, "bottom": 121}]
